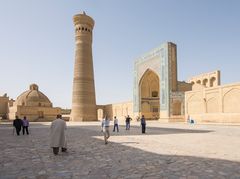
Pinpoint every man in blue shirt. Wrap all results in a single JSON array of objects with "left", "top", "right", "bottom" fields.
[{"left": 22, "top": 116, "right": 29, "bottom": 135}]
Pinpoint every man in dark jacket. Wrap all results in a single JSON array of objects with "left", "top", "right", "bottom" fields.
[
  {"left": 140, "top": 115, "right": 146, "bottom": 134},
  {"left": 13, "top": 116, "right": 22, "bottom": 136},
  {"left": 125, "top": 115, "right": 132, "bottom": 130}
]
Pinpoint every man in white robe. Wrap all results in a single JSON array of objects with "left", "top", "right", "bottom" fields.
[{"left": 50, "top": 114, "right": 67, "bottom": 155}]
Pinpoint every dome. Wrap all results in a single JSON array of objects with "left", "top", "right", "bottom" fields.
[{"left": 16, "top": 84, "right": 52, "bottom": 107}]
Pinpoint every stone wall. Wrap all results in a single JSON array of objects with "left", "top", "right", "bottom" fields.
[
  {"left": 185, "top": 82, "right": 240, "bottom": 123},
  {"left": 177, "top": 81, "right": 192, "bottom": 92},
  {"left": 8, "top": 106, "right": 61, "bottom": 121},
  {"left": 97, "top": 101, "right": 133, "bottom": 123},
  {"left": 0, "top": 95, "right": 9, "bottom": 119}
]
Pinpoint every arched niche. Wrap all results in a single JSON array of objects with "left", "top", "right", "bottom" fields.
[
  {"left": 223, "top": 88, "right": 240, "bottom": 113},
  {"left": 187, "top": 94, "right": 203, "bottom": 114},
  {"left": 206, "top": 97, "right": 218, "bottom": 113},
  {"left": 97, "top": 108, "right": 104, "bottom": 120},
  {"left": 202, "top": 79, "right": 208, "bottom": 87},
  {"left": 196, "top": 80, "right": 201, "bottom": 84},
  {"left": 210, "top": 77, "right": 216, "bottom": 87},
  {"left": 139, "top": 69, "right": 160, "bottom": 119}
]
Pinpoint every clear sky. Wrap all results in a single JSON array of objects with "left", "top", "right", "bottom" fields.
[{"left": 0, "top": 0, "right": 240, "bottom": 108}]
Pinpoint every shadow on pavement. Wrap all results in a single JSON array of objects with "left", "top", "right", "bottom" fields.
[
  {"left": 69, "top": 125, "right": 213, "bottom": 136},
  {"left": 0, "top": 124, "right": 239, "bottom": 179}
]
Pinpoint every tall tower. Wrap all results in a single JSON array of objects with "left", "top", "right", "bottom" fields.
[{"left": 71, "top": 12, "right": 97, "bottom": 121}]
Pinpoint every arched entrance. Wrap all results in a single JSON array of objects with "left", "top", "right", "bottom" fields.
[
  {"left": 139, "top": 69, "right": 160, "bottom": 119},
  {"left": 97, "top": 108, "right": 104, "bottom": 120}
]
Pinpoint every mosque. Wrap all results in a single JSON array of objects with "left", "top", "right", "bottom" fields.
[
  {"left": 0, "top": 84, "right": 60, "bottom": 121},
  {"left": 1, "top": 12, "right": 240, "bottom": 123},
  {"left": 99, "top": 42, "right": 240, "bottom": 123}
]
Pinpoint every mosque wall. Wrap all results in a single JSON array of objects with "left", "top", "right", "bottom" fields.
[
  {"left": 169, "top": 43, "right": 178, "bottom": 91},
  {"left": 177, "top": 81, "right": 192, "bottom": 92},
  {"left": 133, "top": 42, "right": 181, "bottom": 120},
  {"left": 97, "top": 102, "right": 133, "bottom": 123},
  {"left": 170, "top": 92, "right": 185, "bottom": 116},
  {"left": 8, "top": 105, "right": 17, "bottom": 119},
  {"left": 188, "top": 70, "right": 220, "bottom": 87},
  {"left": 0, "top": 95, "right": 9, "bottom": 119},
  {"left": 5, "top": 84, "right": 62, "bottom": 121},
  {"left": 185, "top": 82, "right": 240, "bottom": 123},
  {"left": 8, "top": 105, "right": 61, "bottom": 121}
]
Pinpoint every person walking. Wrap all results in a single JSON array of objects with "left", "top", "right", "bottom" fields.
[
  {"left": 13, "top": 116, "right": 22, "bottom": 136},
  {"left": 140, "top": 115, "right": 146, "bottom": 133},
  {"left": 50, "top": 114, "right": 67, "bottom": 155},
  {"left": 113, "top": 116, "right": 119, "bottom": 132},
  {"left": 22, "top": 116, "right": 29, "bottom": 135},
  {"left": 102, "top": 115, "right": 110, "bottom": 144}
]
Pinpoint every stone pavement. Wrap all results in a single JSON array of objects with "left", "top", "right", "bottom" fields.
[{"left": 0, "top": 121, "right": 240, "bottom": 179}]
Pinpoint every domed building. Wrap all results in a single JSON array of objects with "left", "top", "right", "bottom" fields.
[{"left": 8, "top": 84, "right": 61, "bottom": 121}]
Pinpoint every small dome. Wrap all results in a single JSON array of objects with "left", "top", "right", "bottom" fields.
[
  {"left": 30, "top": 84, "right": 39, "bottom": 91},
  {"left": 16, "top": 84, "right": 52, "bottom": 107}
]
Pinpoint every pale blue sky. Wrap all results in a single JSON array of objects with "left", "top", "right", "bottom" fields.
[{"left": 0, "top": 0, "right": 240, "bottom": 108}]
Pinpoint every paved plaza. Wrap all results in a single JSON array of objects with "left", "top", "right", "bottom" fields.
[{"left": 0, "top": 121, "right": 240, "bottom": 179}]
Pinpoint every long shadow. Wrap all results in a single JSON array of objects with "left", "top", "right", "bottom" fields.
[
  {"left": 0, "top": 123, "right": 213, "bottom": 136},
  {"left": 0, "top": 124, "right": 239, "bottom": 179},
  {"left": 69, "top": 125, "right": 213, "bottom": 136}
]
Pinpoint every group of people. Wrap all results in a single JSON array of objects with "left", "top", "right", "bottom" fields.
[
  {"left": 13, "top": 116, "right": 30, "bottom": 135},
  {"left": 50, "top": 114, "right": 146, "bottom": 155},
  {"left": 12, "top": 114, "right": 146, "bottom": 155},
  {"left": 101, "top": 114, "right": 147, "bottom": 144}
]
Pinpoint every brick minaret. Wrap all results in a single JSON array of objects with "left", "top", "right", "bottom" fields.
[{"left": 71, "top": 12, "right": 97, "bottom": 121}]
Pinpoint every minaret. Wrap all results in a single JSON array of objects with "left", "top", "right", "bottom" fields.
[{"left": 71, "top": 12, "right": 97, "bottom": 121}]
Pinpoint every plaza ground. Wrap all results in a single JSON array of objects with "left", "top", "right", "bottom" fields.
[{"left": 0, "top": 121, "right": 240, "bottom": 179}]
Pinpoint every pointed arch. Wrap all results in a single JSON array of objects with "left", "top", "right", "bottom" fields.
[
  {"left": 223, "top": 88, "right": 240, "bottom": 113},
  {"left": 139, "top": 69, "right": 160, "bottom": 119},
  {"left": 186, "top": 94, "right": 203, "bottom": 114},
  {"left": 139, "top": 69, "right": 160, "bottom": 98},
  {"left": 202, "top": 79, "right": 208, "bottom": 87},
  {"left": 196, "top": 80, "right": 201, "bottom": 84},
  {"left": 210, "top": 77, "right": 216, "bottom": 87},
  {"left": 206, "top": 97, "right": 218, "bottom": 113}
]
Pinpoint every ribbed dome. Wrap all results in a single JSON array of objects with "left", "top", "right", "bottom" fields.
[{"left": 16, "top": 84, "right": 52, "bottom": 107}]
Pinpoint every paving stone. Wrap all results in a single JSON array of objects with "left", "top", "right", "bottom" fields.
[{"left": 0, "top": 122, "right": 240, "bottom": 178}]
